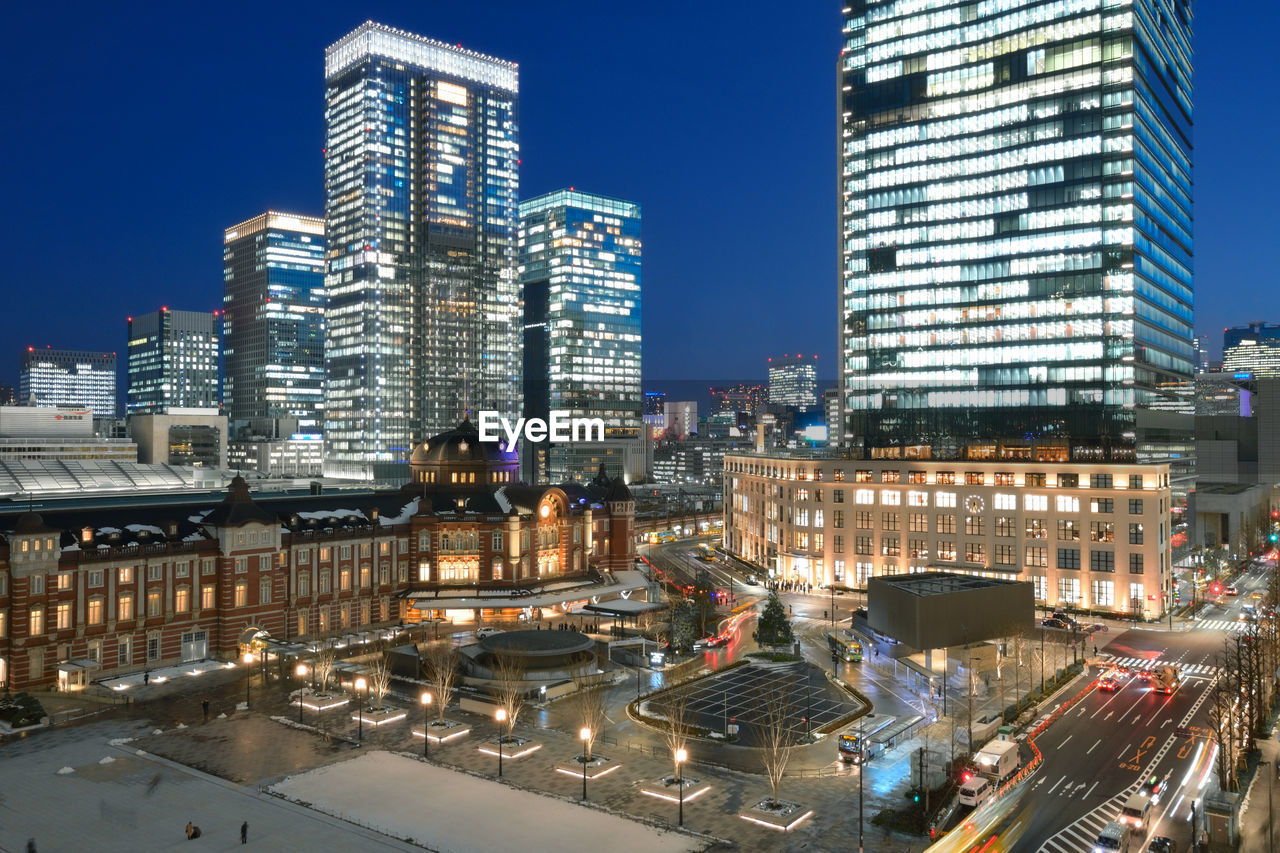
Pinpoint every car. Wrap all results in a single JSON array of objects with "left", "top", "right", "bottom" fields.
[
  {"left": 703, "top": 634, "right": 728, "bottom": 648},
  {"left": 1146, "top": 836, "right": 1174, "bottom": 852},
  {"left": 1084, "top": 623, "right": 1110, "bottom": 634},
  {"left": 1225, "top": 586, "right": 1239, "bottom": 596},
  {"left": 744, "top": 574, "right": 759, "bottom": 585},
  {"left": 1113, "top": 663, "right": 1130, "bottom": 675},
  {"left": 1141, "top": 773, "right": 1170, "bottom": 803},
  {"left": 1041, "top": 618, "right": 1069, "bottom": 629},
  {"left": 1052, "top": 611, "right": 1079, "bottom": 626},
  {"left": 475, "top": 626, "right": 503, "bottom": 639},
  {"left": 1098, "top": 675, "right": 1120, "bottom": 691},
  {"left": 1136, "top": 669, "right": 1153, "bottom": 682}
]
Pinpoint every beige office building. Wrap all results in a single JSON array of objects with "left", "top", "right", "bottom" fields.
[{"left": 724, "top": 454, "right": 1173, "bottom": 619}]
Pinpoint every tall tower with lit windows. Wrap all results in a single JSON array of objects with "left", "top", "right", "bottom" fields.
[
  {"left": 323, "top": 22, "right": 520, "bottom": 480},
  {"left": 519, "top": 189, "right": 643, "bottom": 484},
  {"left": 838, "top": 0, "right": 1193, "bottom": 485}
]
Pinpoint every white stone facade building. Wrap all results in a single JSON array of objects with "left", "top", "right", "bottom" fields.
[{"left": 724, "top": 454, "right": 1173, "bottom": 618}]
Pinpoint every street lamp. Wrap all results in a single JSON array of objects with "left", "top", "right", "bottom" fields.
[
  {"left": 355, "top": 676, "right": 367, "bottom": 743},
  {"left": 495, "top": 707, "right": 507, "bottom": 777},
  {"left": 295, "top": 663, "right": 308, "bottom": 724},
  {"left": 242, "top": 651, "right": 254, "bottom": 709},
  {"left": 580, "top": 727, "right": 591, "bottom": 800},
  {"left": 674, "top": 747, "right": 687, "bottom": 826},
  {"left": 420, "top": 692, "right": 433, "bottom": 759}
]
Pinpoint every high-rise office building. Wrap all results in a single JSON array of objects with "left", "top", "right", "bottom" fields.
[
  {"left": 519, "top": 189, "right": 642, "bottom": 483},
  {"left": 18, "top": 348, "right": 117, "bottom": 417},
  {"left": 839, "top": 1, "right": 1194, "bottom": 477},
  {"left": 1223, "top": 323, "right": 1280, "bottom": 378},
  {"left": 323, "top": 22, "right": 520, "bottom": 480},
  {"left": 126, "top": 308, "right": 220, "bottom": 414},
  {"left": 223, "top": 212, "right": 326, "bottom": 431},
  {"left": 768, "top": 354, "right": 819, "bottom": 408}
]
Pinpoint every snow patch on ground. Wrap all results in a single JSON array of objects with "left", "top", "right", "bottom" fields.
[
  {"left": 108, "top": 738, "right": 133, "bottom": 746},
  {"left": 269, "top": 750, "right": 696, "bottom": 853},
  {"left": 98, "top": 756, "right": 115, "bottom": 765},
  {"left": 56, "top": 766, "right": 75, "bottom": 775}
]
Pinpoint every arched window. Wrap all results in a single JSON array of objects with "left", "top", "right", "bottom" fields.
[
  {"left": 491, "top": 557, "right": 503, "bottom": 581},
  {"left": 418, "top": 531, "right": 430, "bottom": 551}
]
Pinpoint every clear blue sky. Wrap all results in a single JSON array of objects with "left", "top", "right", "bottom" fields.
[{"left": 0, "top": 1, "right": 1272, "bottom": 386}]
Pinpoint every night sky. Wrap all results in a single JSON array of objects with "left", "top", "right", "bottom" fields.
[{"left": 1, "top": 1, "right": 1273, "bottom": 387}]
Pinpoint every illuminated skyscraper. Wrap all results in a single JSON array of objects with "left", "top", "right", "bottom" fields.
[
  {"left": 323, "top": 22, "right": 520, "bottom": 479},
  {"left": 519, "top": 190, "right": 643, "bottom": 483},
  {"left": 19, "top": 348, "right": 116, "bottom": 417},
  {"left": 222, "top": 212, "right": 326, "bottom": 431},
  {"left": 839, "top": 1, "right": 1193, "bottom": 478},
  {"left": 126, "top": 309, "right": 220, "bottom": 414},
  {"left": 768, "top": 354, "right": 819, "bottom": 408},
  {"left": 1223, "top": 323, "right": 1280, "bottom": 378}
]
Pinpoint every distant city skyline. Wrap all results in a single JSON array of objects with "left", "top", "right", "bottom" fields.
[{"left": 0, "top": 3, "right": 1275, "bottom": 386}]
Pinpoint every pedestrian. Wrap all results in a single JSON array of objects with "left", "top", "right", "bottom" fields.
[
  {"left": 147, "top": 773, "right": 161, "bottom": 796},
  {"left": 144, "top": 670, "right": 150, "bottom": 686},
  {"left": 185, "top": 822, "right": 194, "bottom": 840},
  {"left": 1093, "top": 645, "right": 1098, "bottom": 657},
  {"left": 241, "top": 821, "right": 248, "bottom": 844},
  {"left": 26, "top": 839, "right": 36, "bottom": 853},
  {"left": 202, "top": 699, "right": 210, "bottom": 722}
]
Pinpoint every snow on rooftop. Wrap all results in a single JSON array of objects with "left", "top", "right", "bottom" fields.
[
  {"left": 125, "top": 524, "right": 166, "bottom": 535},
  {"left": 297, "top": 508, "right": 367, "bottom": 522},
  {"left": 494, "top": 488, "right": 512, "bottom": 514},
  {"left": 380, "top": 498, "right": 419, "bottom": 526},
  {"left": 270, "top": 751, "right": 693, "bottom": 853}
]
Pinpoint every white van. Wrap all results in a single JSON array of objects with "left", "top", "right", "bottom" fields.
[
  {"left": 958, "top": 776, "right": 992, "bottom": 807},
  {"left": 1120, "top": 792, "right": 1152, "bottom": 829},
  {"left": 1094, "top": 820, "right": 1132, "bottom": 853}
]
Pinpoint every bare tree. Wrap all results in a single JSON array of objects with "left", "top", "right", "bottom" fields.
[
  {"left": 422, "top": 642, "right": 459, "bottom": 724},
  {"left": 573, "top": 677, "right": 609, "bottom": 761},
  {"left": 367, "top": 649, "right": 394, "bottom": 710},
  {"left": 313, "top": 642, "right": 337, "bottom": 696},
  {"left": 756, "top": 678, "right": 798, "bottom": 807},
  {"left": 493, "top": 649, "right": 527, "bottom": 740},
  {"left": 660, "top": 684, "right": 692, "bottom": 784}
]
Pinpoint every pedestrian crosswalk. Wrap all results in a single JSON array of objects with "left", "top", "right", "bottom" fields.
[
  {"left": 1100, "top": 654, "right": 1218, "bottom": 676},
  {"left": 1193, "top": 618, "right": 1252, "bottom": 633},
  {"left": 1037, "top": 789, "right": 1130, "bottom": 853}
]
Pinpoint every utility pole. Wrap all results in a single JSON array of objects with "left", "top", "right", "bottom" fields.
[{"left": 858, "top": 715, "right": 864, "bottom": 853}]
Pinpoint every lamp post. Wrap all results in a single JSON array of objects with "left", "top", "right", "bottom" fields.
[
  {"left": 580, "top": 727, "right": 591, "bottom": 800},
  {"left": 830, "top": 582, "right": 835, "bottom": 625},
  {"left": 242, "top": 651, "right": 254, "bottom": 709},
  {"left": 674, "top": 747, "right": 687, "bottom": 826},
  {"left": 495, "top": 707, "right": 507, "bottom": 777},
  {"left": 421, "top": 692, "right": 433, "bottom": 759},
  {"left": 355, "top": 676, "right": 367, "bottom": 743},
  {"left": 296, "top": 663, "right": 308, "bottom": 724},
  {"left": 858, "top": 715, "right": 864, "bottom": 853}
]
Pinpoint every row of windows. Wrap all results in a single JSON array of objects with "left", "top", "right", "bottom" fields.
[{"left": 727, "top": 460, "right": 1154, "bottom": 489}]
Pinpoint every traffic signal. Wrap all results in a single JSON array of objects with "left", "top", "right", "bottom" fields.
[
  {"left": 961, "top": 772, "right": 972, "bottom": 783},
  {"left": 1270, "top": 532, "right": 1278, "bottom": 544}
]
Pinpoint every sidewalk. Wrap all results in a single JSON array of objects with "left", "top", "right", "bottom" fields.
[{"left": 1237, "top": 727, "right": 1279, "bottom": 852}]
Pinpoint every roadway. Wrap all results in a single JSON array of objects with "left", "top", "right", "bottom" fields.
[{"left": 932, "top": 624, "right": 1227, "bottom": 853}]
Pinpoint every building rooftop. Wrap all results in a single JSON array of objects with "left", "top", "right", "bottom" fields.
[{"left": 873, "top": 571, "right": 1023, "bottom": 598}]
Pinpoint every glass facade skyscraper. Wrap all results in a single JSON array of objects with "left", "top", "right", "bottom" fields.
[
  {"left": 768, "top": 354, "right": 820, "bottom": 408},
  {"left": 323, "top": 22, "right": 520, "bottom": 480},
  {"left": 126, "top": 308, "right": 220, "bottom": 414},
  {"left": 1223, "top": 323, "right": 1280, "bottom": 378},
  {"left": 222, "top": 212, "right": 326, "bottom": 431},
  {"left": 839, "top": 0, "right": 1193, "bottom": 479},
  {"left": 519, "top": 190, "right": 642, "bottom": 483},
  {"left": 19, "top": 348, "right": 117, "bottom": 417}
]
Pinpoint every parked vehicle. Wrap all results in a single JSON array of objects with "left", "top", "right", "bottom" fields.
[
  {"left": 1041, "top": 618, "right": 1069, "bottom": 629},
  {"left": 1225, "top": 586, "right": 1239, "bottom": 596},
  {"left": 475, "top": 626, "right": 503, "bottom": 639},
  {"left": 1146, "top": 836, "right": 1174, "bottom": 853},
  {"left": 958, "top": 775, "right": 992, "bottom": 807},
  {"left": 837, "top": 715, "right": 896, "bottom": 764},
  {"left": 974, "top": 738, "right": 1021, "bottom": 782}
]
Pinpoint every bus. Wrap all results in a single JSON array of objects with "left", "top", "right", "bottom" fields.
[
  {"left": 696, "top": 543, "right": 716, "bottom": 561},
  {"left": 828, "top": 629, "right": 864, "bottom": 662},
  {"left": 648, "top": 531, "right": 678, "bottom": 545},
  {"left": 837, "top": 715, "right": 896, "bottom": 764}
]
